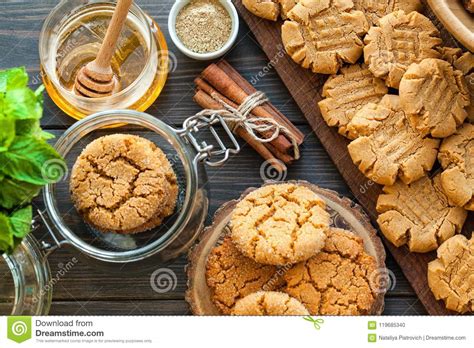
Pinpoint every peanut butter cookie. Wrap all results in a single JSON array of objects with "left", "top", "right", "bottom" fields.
[
  {"left": 438, "top": 123, "right": 474, "bottom": 210},
  {"left": 281, "top": 0, "right": 368, "bottom": 74},
  {"left": 347, "top": 95, "right": 440, "bottom": 185},
  {"left": 232, "top": 291, "right": 309, "bottom": 315},
  {"left": 206, "top": 237, "right": 283, "bottom": 314},
  {"left": 318, "top": 64, "right": 388, "bottom": 139},
  {"left": 400, "top": 58, "right": 470, "bottom": 138},
  {"left": 284, "top": 228, "right": 379, "bottom": 315},
  {"left": 242, "top": 0, "right": 298, "bottom": 21},
  {"left": 70, "top": 134, "right": 178, "bottom": 234},
  {"left": 364, "top": 11, "right": 442, "bottom": 89},
  {"left": 230, "top": 183, "right": 330, "bottom": 265},
  {"left": 438, "top": 47, "right": 474, "bottom": 123},
  {"left": 376, "top": 175, "right": 467, "bottom": 253},
  {"left": 353, "top": 0, "right": 423, "bottom": 26},
  {"left": 428, "top": 234, "right": 474, "bottom": 313}
]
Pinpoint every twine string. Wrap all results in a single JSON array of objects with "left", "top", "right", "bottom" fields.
[{"left": 195, "top": 91, "right": 300, "bottom": 159}]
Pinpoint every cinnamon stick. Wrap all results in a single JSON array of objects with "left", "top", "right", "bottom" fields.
[
  {"left": 201, "top": 64, "right": 294, "bottom": 154},
  {"left": 193, "top": 89, "right": 287, "bottom": 173},
  {"left": 217, "top": 60, "right": 304, "bottom": 145}
]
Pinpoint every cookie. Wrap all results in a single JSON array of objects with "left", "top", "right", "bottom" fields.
[
  {"left": 347, "top": 95, "right": 440, "bottom": 185},
  {"left": 232, "top": 291, "right": 309, "bottom": 315},
  {"left": 428, "top": 234, "right": 473, "bottom": 313},
  {"left": 318, "top": 64, "right": 388, "bottom": 138},
  {"left": 230, "top": 183, "right": 330, "bottom": 265},
  {"left": 70, "top": 134, "right": 178, "bottom": 234},
  {"left": 438, "top": 47, "right": 474, "bottom": 123},
  {"left": 400, "top": 58, "right": 470, "bottom": 138},
  {"left": 284, "top": 228, "right": 379, "bottom": 315},
  {"left": 242, "top": 0, "right": 298, "bottom": 20},
  {"left": 376, "top": 175, "right": 467, "bottom": 253},
  {"left": 281, "top": 0, "right": 368, "bottom": 74},
  {"left": 364, "top": 11, "right": 442, "bottom": 89},
  {"left": 438, "top": 123, "right": 474, "bottom": 210},
  {"left": 352, "top": 0, "right": 423, "bottom": 26},
  {"left": 206, "top": 237, "right": 284, "bottom": 314}
]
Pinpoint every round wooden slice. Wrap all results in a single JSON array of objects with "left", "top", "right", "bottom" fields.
[{"left": 185, "top": 180, "right": 387, "bottom": 315}]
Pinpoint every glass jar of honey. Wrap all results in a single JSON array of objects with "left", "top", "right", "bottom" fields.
[{"left": 39, "top": 0, "right": 169, "bottom": 120}]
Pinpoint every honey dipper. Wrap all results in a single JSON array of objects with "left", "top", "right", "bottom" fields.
[{"left": 74, "top": 0, "right": 133, "bottom": 98}]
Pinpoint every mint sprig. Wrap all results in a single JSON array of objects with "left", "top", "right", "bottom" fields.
[{"left": 0, "top": 67, "right": 65, "bottom": 254}]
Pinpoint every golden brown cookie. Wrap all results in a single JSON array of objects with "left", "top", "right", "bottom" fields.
[
  {"left": 400, "top": 58, "right": 470, "bottom": 138},
  {"left": 438, "top": 47, "right": 474, "bottom": 123},
  {"left": 318, "top": 64, "right": 388, "bottom": 138},
  {"left": 242, "top": 0, "right": 298, "bottom": 20},
  {"left": 232, "top": 291, "right": 309, "bottom": 315},
  {"left": 281, "top": 0, "right": 368, "bottom": 74},
  {"left": 70, "top": 134, "right": 178, "bottom": 234},
  {"left": 230, "top": 183, "right": 330, "bottom": 265},
  {"left": 347, "top": 95, "right": 440, "bottom": 185},
  {"left": 438, "top": 123, "right": 474, "bottom": 210},
  {"left": 376, "top": 175, "right": 467, "bottom": 253},
  {"left": 364, "top": 11, "right": 442, "bottom": 89},
  {"left": 353, "top": 0, "right": 423, "bottom": 26},
  {"left": 284, "top": 228, "right": 379, "bottom": 315},
  {"left": 428, "top": 234, "right": 474, "bottom": 313},
  {"left": 206, "top": 237, "right": 284, "bottom": 314}
]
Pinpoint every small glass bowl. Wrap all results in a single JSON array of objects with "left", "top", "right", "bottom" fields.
[
  {"left": 0, "top": 234, "right": 52, "bottom": 315},
  {"left": 39, "top": 0, "right": 170, "bottom": 120},
  {"left": 42, "top": 110, "right": 209, "bottom": 271}
]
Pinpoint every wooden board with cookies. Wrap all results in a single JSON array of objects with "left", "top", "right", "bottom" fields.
[{"left": 233, "top": 0, "right": 473, "bottom": 315}]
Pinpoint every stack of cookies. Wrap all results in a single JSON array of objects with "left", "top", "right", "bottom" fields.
[
  {"left": 242, "top": 0, "right": 473, "bottom": 314},
  {"left": 205, "top": 183, "right": 382, "bottom": 315}
]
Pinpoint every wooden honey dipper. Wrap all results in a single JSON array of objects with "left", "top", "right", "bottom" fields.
[{"left": 74, "top": 0, "right": 133, "bottom": 98}]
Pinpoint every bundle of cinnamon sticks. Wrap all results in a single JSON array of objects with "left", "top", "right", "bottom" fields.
[{"left": 193, "top": 60, "right": 304, "bottom": 173}]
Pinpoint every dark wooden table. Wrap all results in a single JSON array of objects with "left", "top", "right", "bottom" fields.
[{"left": 0, "top": 0, "right": 426, "bottom": 315}]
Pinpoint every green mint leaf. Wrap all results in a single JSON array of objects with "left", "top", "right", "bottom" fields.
[
  {"left": 9, "top": 205, "right": 32, "bottom": 238},
  {"left": 0, "top": 177, "right": 41, "bottom": 209},
  {"left": 0, "top": 212, "right": 14, "bottom": 253},
  {"left": 0, "top": 67, "right": 28, "bottom": 93},
  {"left": 0, "top": 135, "right": 63, "bottom": 185},
  {"left": 0, "top": 117, "right": 15, "bottom": 152},
  {"left": 3, "top": 88, "right": 42, "bottom": 120}
]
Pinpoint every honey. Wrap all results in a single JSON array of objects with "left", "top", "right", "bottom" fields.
[{"left": 40, "top": 1, "right": 169, "bottom": 120}]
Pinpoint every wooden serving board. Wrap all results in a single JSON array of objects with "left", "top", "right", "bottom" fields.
[{"left": 233, "top": 0, "right": 473, "bottom": 315}]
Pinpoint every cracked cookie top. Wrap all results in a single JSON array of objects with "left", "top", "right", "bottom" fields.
[
  {"left": 352, "top": 0, "right": 423, "bottom": 27},
  {"left": 428, "top": 234, "right": 474, "bottom": 313},
  {"left": 230, "top": 183, "right": 330, "bottom": 265},
  {"left": 70, "top": 134, "right": 178, "bottom": 234},
  {"left": 281, "top": 0, "right": 368, "bottom": 74},
  {"left": 318, "top": 63, "right": 388, "bottom": 139},
  {"left": 364, "top": 11, "right": 442, "bottom": 89},
  {"left": 438, "top": 123, "right": 474, "bottom": 210},
  {"left": 347, "top": 95, "right": 440, "bottom": 185},
  {"left": 376, "top": 175, "right": 467, "bottom": 253},
  {"left": 206, "top": 237, "right": 283, "bottom": 314},
  {"left": 232, "top": 291, "right": 309, "bottom": 315},
  {"left": 284, "top": 228, "right": 379, "bottom": 315},
  {"left": 400, "top": 58, "right": 470, "bottom": 138},
  {"left": 242, "top": 0, "right": 298, "bottom": 21}
]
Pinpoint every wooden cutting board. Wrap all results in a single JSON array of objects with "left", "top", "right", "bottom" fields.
[{"left": 233, "top": 0, "right": 473, "bottom": 315}]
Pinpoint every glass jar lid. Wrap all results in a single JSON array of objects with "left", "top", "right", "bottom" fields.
[{"left": 0, "top": 234, "right": 52, "bottom": 315}]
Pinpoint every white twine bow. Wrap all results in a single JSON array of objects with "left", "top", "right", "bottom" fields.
[{"left": 195, "top": 91, "right": 300, "bottom": 159}]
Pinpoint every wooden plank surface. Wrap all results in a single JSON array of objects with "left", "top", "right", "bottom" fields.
[
  {"left": 0, "top": 0, "right": 428, "bottom": 315},
  {"left": 233, "top": 0, "right": 472, "bottom": 315}
]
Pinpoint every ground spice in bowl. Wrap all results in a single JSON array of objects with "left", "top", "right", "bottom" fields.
[{"left": 175, "top": 0, "right": 232, "bottom": 53}]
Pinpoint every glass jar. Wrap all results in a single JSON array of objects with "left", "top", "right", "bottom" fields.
[
  {"left": 42, "top": 110, "right": 238, "bottom": 271},
  {"left": 39, "top": 0, "right": 169, "bottom": 120},
  {"left": 0, "top": 234, "right": 52, "bottom": 315}
]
